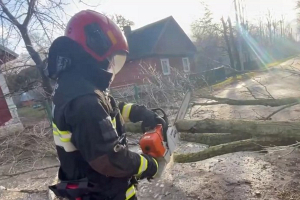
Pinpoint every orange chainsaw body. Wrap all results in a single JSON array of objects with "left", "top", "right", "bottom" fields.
[{"left": 140, "top": 124, "right": 166, "bottom": 158}]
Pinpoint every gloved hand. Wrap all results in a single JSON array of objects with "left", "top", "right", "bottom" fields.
[
  {"left": 140, "top": 108, "right": 164, "bottom": 132},
  {"left": 138, "top": 154, "right": 158, "bottom": 180}
]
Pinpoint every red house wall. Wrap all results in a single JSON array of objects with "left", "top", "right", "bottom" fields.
[
  {"left": 111, "top": 56, "right": 196, "bottom": 87},
  {"left": 0, "top": 86, "right": 12, "bottom": 126}
]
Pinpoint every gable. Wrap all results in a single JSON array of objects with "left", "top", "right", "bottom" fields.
[
  {"left": 126, "top": 17, "right": 170, "bottom": 60},
  {"left": 153, "top": 18, "right": 196, "bottom": 55}
]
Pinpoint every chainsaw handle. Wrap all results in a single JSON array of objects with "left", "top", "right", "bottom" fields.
[
  {"left": 151, "top": 108, "right": 169, "bottom": 126},
  {"left": 141, "top": 108, "right": 168, "bottom": 142}
]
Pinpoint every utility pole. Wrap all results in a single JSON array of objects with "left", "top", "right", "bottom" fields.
[{"left": 234, "top": 0, "right": 244, "bottom": 71}]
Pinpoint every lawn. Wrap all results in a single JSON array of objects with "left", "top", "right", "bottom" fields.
[{"left": 17, "top": 106, "right": 47, "bottom": 120}]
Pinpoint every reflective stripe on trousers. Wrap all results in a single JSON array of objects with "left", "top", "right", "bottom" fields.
[{"left": 136, "top": 155, "right": 148, "bottom": 176}]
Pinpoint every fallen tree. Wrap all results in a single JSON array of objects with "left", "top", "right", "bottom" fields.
[
  {"left": 175, "top": 119, "right": 300, "bottom": 138},
  {"left": 174, "top": 137, "right": 297, "bottom": 163},
  {"left": 126, "top": 119, "right": 300, "bottom": 139},
  {"left": 193, "top": 95, "right": 300, "bottom": 107},
  {"left": 125, "top": 119, "right": 300, "bottom": 163}
]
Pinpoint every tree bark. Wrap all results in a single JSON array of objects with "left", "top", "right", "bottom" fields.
[
  {"left": 174, "top": 137, "right": 296, "bottom": 163},
  {"left": 180, "top": 132, "right": 251, "bottom": 146},
  {"left": 19, "top": 27, "right": 53, "bottom": 97},
  {"left": 221, "top": 17, "right": 235, "bottom": 70}
]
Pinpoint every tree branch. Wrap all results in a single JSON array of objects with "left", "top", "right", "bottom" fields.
[
  {"left": 0, "top": 13, "right": 13, "bottom": 23},
  {"left": 0, "top": 186, "right": 47, "bottom": 194},
  {"left": 22, "top": 0, "right": 36, "bottom": 27},
  {"left": 0, "top": 0, "right": 21, "bottom": 27},
  {"left": 1, "top": 164, "right": 59, "bottom": 177},
  {"left": 263, "top": 102, "right": 300, "bottom": 120},
  {"left": 174, "top": 137, "right": 296, "bottom": 163}
]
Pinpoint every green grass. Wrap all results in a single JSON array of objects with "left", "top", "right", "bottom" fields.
[{"left": 18, "top": 106, "right": 47, "bottom": 119}]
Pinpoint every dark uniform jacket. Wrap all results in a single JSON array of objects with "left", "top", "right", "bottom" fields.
[{"left": 51, "top": 68, "right": 156, "bottom": 200}]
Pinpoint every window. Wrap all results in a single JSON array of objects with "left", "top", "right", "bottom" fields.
[
  {"left": 160, "top": 58, "right": 170, "bottom": 75},
  {"left": 182, "top": 57, "right": 190, "bottom": 72}
]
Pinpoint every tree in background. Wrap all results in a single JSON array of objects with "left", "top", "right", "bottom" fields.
[
  {"left": 1, "top": 6, "right": 134, "bottom": 99},
  {"left": 0, "top": 0, "right": 67, "bottom": 97},
  {"left": 193, "top": 3, "right": 300, "bottom": 73},
  {"left": 110, "top": 14, "right": 135, "bottom": 30},
  {"left": 297, "top": 1, "right": 300, "bottom": 32},
  {"left": 191, "top": 4, "right": 223, "bottom": 71}
]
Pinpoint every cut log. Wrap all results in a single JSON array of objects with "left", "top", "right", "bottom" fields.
[
  {"left": 176, "top": 119, "right": 300, "bottom": 139},
  {"left": 193, "top": 95, "right": 300, "bottom": 107},
  {"left": 125, "top": 122, "right": 142, "bottom": 133},
  {"left": 126, "top": 119, "right": 300, "bottom": 138},
  {"left": 174, "top": 137, "right": 297, "bottom": 163},
  {"left": 180, "top": 132, "right": 251, "bottom": 146}
]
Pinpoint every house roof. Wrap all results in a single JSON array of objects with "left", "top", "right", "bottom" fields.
[
  {"left": 0, "top": 44, "right": 18, "bottom": 58},
  {"left": 126, "top": 16, "right": 173, "bottom": 60}
]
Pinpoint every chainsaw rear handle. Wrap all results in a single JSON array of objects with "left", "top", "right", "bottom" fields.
[
  {"left": 151, "top": 108, "right": 169, "bottom": 126},
  {"left": 141, "top": 108, "right": 168, "bottom": 139}
]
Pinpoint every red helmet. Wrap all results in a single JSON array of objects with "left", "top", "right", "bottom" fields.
[{"left": 65, "top": 10, "right": 128, "bottom": 76}]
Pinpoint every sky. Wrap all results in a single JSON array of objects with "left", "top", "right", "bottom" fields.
[
  {"left": 11, "top": 0, "right": 300, "bottom": 54},
  {"left": 67, "top": 0, "right": 299, "bottom": 36}
]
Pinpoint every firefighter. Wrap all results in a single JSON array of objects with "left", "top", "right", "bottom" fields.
[{"left": 46, "top": 10, "right": 160, "bottom": 200}]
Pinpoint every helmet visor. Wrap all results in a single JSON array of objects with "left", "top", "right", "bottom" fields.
[{"left": 107, "top": 53, "right": 127, "bottom": 77}]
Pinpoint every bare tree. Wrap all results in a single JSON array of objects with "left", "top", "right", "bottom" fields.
[
  {"left": 0, "top": 0, "right": 67, "bottom": 97},
  {"left": 110, "top": 14, "right": 134, "bottom": 30},
  {"left": 191, "top": 4, "right": 223, "bottom": 71},
  {"left": 221, "top": 17, "right": 234, "bottom": 69}
]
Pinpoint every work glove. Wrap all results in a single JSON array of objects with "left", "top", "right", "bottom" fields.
[
  {"left": 140, "top": 108, "right": 164, "bottom": 132},
  {"left": 138, "top": 154, "right": 159, "bottom": 180}
]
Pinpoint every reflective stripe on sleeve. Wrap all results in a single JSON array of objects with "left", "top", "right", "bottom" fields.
[
  {"left": 52, "top": 123, "right": 69, "bottom": 135},
  {"left": 136, "top": 155, "right": 148, "bottom": 176},
  {"left": 153, "top": 158, "right": 159, "bottom": 177},
  {"left": 121, "top": 103, "right": 133, "bottom": 122},
  {"left": 112, "top": 118, "right": 116, "bottom": 129},
  {"left": 53, "top": 134, "right": 77, "bottom": 152},
  {"left": 125, "top": 185, "right": 136, "bottom": 200},
  {"left": 52, "top": 123, "right": 77, "bottom": 152}
]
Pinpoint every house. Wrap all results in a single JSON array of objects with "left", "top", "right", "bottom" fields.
[
  {"left": 111, "top": 16, "right": 197, "bottom": 87},
  {"left": 0, "top": 45, "right": 22, "bottom": 130}
]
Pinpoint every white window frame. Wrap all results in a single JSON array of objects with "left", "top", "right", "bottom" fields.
[
  {"left": 160, "top": 58, "right": 171, "bottom": 75},
  {"left": 182, "top": 57, "right": 190, "bottom": 73}
]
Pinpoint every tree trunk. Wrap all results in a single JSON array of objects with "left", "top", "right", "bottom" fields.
[
  {"left": 180, "top": 132, "right": 251, "bottom": 146},
  {"left": 193, "top": 94, "right": 300, "bottom": 107},
  {"left": 19, "top": 27, "right": 53, "bottom": 97},
  {"left": 175, "top": 119, "right": 300, "bottom": 139},
  {"left": 126, "top": 119, "right": 300, "bottom": 140},
  {"left": 174, "top": 137, "right": 296, "bottom": 163},
  {"left": 228, "top": 18, "right": 242, "bottom": 71},
  {"left": 221, "top": 17, "right": 235, "bottom": 70}
]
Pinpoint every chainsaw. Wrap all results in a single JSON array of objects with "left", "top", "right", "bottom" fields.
[{"left": 139, "top": 91, "right": 191, "bottom": 175}]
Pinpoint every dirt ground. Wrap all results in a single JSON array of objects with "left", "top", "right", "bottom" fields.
[{"left": 1, "top": 58, "right": 300, "bottom": 199}]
